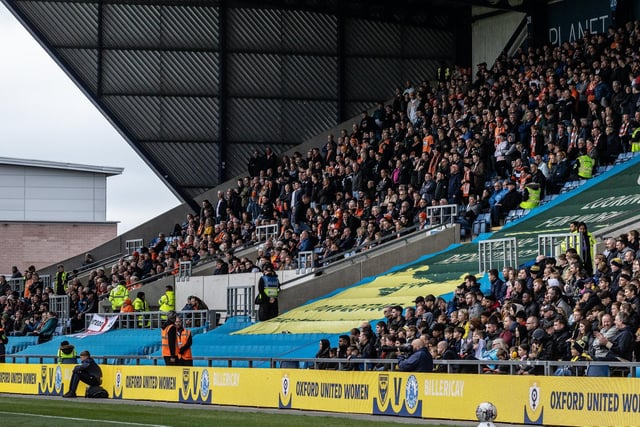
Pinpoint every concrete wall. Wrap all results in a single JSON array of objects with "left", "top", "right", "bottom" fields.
[{"left": 1, "top": 222, "right": 116, "bottom": 274}]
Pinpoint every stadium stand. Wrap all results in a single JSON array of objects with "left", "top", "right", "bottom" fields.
[{"left": 6, "top": 16, "right": 640, "bottom": 380}]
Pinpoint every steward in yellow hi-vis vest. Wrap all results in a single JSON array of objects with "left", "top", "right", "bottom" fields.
[
  {"left": 575, "top": 154, "right": 594, "bottom": 179},
  {"left": 520, "top": 182, "right": 541, "bottom": 209},
  {"left": 257, "top": 263, "right": 281, "bottom": 321},
  {"left": 57, "top": 340, "right": 77, "bottom": 364},
  {"left": 159, "top": 285, "right": 175, "bottom": 320},
  {"left": 631, "top": 127, "right": 640, "bottom": 152}
]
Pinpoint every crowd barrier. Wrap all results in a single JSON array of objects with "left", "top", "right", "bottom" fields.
[{"left": 2, "top": 361, "right": 640, "bottom": 425}]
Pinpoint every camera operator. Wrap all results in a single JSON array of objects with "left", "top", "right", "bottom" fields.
[{"left": 397, "top": 338, "right": 433, "bottom": 372}]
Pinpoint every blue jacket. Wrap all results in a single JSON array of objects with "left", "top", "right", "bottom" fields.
[
  {"left": 489, "top": 188, "right": 507, "bottom": 207},
  {"left": 398, "top": 347, "right": 433, "bottom": 372}
]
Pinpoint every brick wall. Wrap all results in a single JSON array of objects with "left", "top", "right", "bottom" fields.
[{"left": 0, "top": 222, "right": 117, "bottom": 274}]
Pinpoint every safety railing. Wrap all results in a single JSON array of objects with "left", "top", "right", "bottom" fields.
[
  {"left": 255, "top": 223, "right": 278, "bottom": 243},
  {"left": 4, "top": 354, "right": 638, "bottom": 378},
  {"left": 310, "top": 220, "right": 449, "bottom": 270},
  {"left": 296, "top": 251, "right": 314, "bottom": 274},
  {"left": 538, "top": 233, "right": 580, "bottom": 258},
  {"left": 7, "top": 277, "right": 25, "bottom": 294},
  {"left": 84, "top": 309, "right": 215, "bottom": 330},
  {"left": 125, "top": 239, "right": 144, "bottom": 255},
  {"left": 227, "top": 286, "right": 256, "bottom": 319},
  {"left": 426, "top": 203, "right": 458, "bottom": 225},
  {"left": 49, "top": 295, "right": 70, "bottom": 335},
  {"left": 74, "top": 253, "right": 124, "bottom": 276},
  {"left": 478, "top": 237, "right": 518, "bottom": 273},
  {"left": 177, "top": 261, "right": 192, "bottom": 282}
]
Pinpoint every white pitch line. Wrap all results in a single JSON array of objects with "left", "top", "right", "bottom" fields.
[{"left": 0, "top": 411, "right": 170, "bottom": 427}]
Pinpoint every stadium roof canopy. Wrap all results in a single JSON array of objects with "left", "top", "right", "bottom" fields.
[{"left": 1, "top": 0, "right": 529, "bottom": 210}]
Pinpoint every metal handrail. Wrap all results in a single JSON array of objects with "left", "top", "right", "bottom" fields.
[
  {"left": 4, "top": 354, "right": 638, "bottom": 377},
  {"left": 84, "top": 309, "right": 217, "bottom": 330},
  {"left": 73, "top": 253, "right": 125, "bottom": 276}
]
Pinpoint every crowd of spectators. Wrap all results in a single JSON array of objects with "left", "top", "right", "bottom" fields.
[
  {"left": 312, "top": 225, "right": 640, "bottom": 374},
  {"left": 5, "top": 20, "right": 640, "bottom": 343},
  {"left": 139, "top": 19, "right": 640, "bottom": 276},
  {"left": 0, "top": 264, "right": 100, "bottom": 337},
  {"left": 303, "top": 20, "right": 640, "bottom": 372}
]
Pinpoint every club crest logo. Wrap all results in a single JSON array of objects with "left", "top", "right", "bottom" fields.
[
  {"left": 378, "top": 374, "right": 389, "bottom": 406},
  {"left": 282, "top": 374, "right": 290, "bottom": 397},
  {"left": 529, "top": 383, "right": 540, "bottom": 411},
  {"left": 112, "top": 369, "right": 123, "bottom": 399},
  {"left": 523, "top": 382, "right": 544, "bottom": 425},
  {"left": 200, "top": 369, "right": 210, "bottom": 401},
  {"left": 279, "top": 374, "right": 292, "bottom": 408},
  {"left": 405, "top": 375, "right": 419, "bottom": 410}
]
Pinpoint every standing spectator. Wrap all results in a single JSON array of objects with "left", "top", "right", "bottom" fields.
[
  {"left": 134, "top": 291, "right": 150, "bottom": 328},
  {"left": 488, "top": 269, "right": 506, "bottom": 303},
  {"left": 10, "top": 266, "right": 22, "bottom": 280},
  {"left": 108, "top": 280, "right": 128, "bottom": 313},
  {"left": 577, "top": 222, "right": 596, "bottom": 275},
  {"left": 247, "top": 149, "right": 262, "bottom": 177},
  {"left": 447, "top": 164, "right": 463, "bottom": 205},
  {"left": 54, "top": 264, "right": 69, "bottom": 296},
  {"left": 0, "top": 276, "right": 10, "bottom": 296},
  {"left": 158, "top": 285, "right": 176, "bottom": 318},
  {"left": 57, "top": 340, "right": 77, "bottom": 364},
  {"left": 292, "top": 193, "right": 311, "bottom": 234},
  {"left": 256, "top": 263, "right": 281, "bottom": 321}
]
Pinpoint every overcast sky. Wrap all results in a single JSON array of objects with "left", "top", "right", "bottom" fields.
[{"left": 0, "top": 5, "right": 180, "bottom": 234}]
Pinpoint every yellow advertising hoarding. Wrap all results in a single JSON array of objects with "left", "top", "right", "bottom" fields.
[{"left": 2, "top": 363, "right": 640, "bottom": 426}]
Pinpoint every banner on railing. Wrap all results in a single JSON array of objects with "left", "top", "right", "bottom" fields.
[{"left": 73, "top": 314, "right": 118, "bottom": 338}]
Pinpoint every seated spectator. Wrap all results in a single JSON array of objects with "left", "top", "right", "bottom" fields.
[{"left": 30, "top": 311, "right": 58, "bottom": 344}]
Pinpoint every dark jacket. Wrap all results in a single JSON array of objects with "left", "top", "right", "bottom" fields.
[
  {"left": 500, "top": 188, "right": 523, "bottom": 212},
  {"left": 78, "top": 356, "right": 102, "bottom": 381},
  {"left": 606, "top": 326, "right": 634, "bottom": 361},
  {"left": 398, "top": 347, "right": 434, "bottom": 372},
  {"left": 551, "top": 327, "right": 572, "bottom": 360}
]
